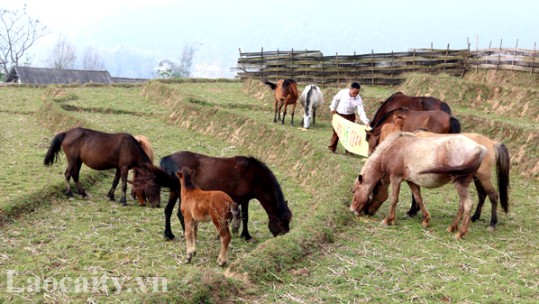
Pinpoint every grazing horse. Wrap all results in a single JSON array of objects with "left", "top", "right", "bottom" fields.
[
  {"left": 133, "top": 151, "right": 292, "bottom": 241},
  {"left": 366, "top": 107, "right": 461, "bottom": 155},
  {"left": 264, "top": 79, "right": 299, "bottom": 125},
  {"left": 299, "top": 84, "right": 324, "bottom": 129},
  {"left": 370, "top": 92, "right": 452, "bottom": 128},
  {"left": 177, "top": 167, "right": 240, "bottom": 266},
  {"left": 349, "top": 132, "right": 487, "bottom": 240},
  {"left": 130, "top": 135, "right": 156, "bottom": 206},
  {"left": 364, "top": 131, "right": 511, "bottom": 232},
  {"left": 44, "top": 127, "right": 153, "bottom": 206}
]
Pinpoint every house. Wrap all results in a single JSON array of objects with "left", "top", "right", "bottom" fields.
[{"left": 4, "top": 66, "right": 114, "bottom": 85}]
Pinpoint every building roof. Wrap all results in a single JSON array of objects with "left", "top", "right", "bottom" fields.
[{"left": 4, "top": 66, "right": 113, "bottom": 85}]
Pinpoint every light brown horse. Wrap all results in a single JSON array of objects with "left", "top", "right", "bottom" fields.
[
  {"left": 363, "top": 131, "right": 511, "bottom": 232},
  {"left": 366, "top": 107, "right": 461, "bottom": 155},
  {"left": 350, "top": 131, "right": 487, "bottom": 240},
  {"left": 264, "top": 79, "right": 299, "bottom": 125},
  {"left": 130, "top": 135, "right": 156, "bottom": 206},
  {"left": 379, "top": 113, "right": 405, "bottom": 142},
  {"left": 177, "top": 167, "right": 240, "bottom": 266}
]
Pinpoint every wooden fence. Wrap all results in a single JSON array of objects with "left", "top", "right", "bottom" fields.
[{"left": 235, "top": 46, "right": 538, "bottom": 86}]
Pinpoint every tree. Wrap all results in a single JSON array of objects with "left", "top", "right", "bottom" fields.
[
  {"left": 0, "top": 4, "right": 47, "bottom": 77},
  {"left": 156, "top": 45, "right": 196, "bottom": 78},
  {"left": 82, "top": 46, "right": 105, "bottom": 70},
  {"left": 48, "top": 36, "right": 76, "bottom": 69}
]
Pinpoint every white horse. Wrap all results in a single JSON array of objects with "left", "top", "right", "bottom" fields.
[{"left": 299, "top": 84, "right": 324, "bottom": 129}]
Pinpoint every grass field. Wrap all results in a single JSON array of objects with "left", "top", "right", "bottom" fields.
[{"left": 0, "top": 76, "right": 538, "bottom": 303}]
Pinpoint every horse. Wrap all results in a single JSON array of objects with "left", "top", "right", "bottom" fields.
[
  {"left": 264, "top": 79, "right": 299, "bottom": 125},
  {"left": 132, "top": 151, "right": 292, "bottom": 241},
  {"left": 177, "top": 167, "right": 240, "bottom": 266},
  {"left": 366, "top": 107, "right": 461, "bottom": 155},
  {"left": 299, "top": 84, "right": 324, "bottom": 129},
  {"left": 379, "top": 113, "right": 405, "bottom": 142},
  {"left": 363, "top": 131, "right": 511, "bottom": 232},
  {"left": 44, "top": 127, "right": 153, "bottom": 206},
  {"left": 129, "top": 135, "right": 156, "bottom": 207},
  {"left": 349, "top": 131, "right": 487, "bottom": 240},
  {"left": 370, "top": 92, "right": 452, "bottom": 128}
]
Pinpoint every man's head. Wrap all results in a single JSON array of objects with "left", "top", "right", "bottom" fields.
[{"left": 349, "top": 82, "right": 361, "bottom": 97}]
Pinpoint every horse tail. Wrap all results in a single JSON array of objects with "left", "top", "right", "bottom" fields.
[
  {"left": 449, "top": 117, "right": 461, "bottom": 133},
  {"left": 441, "top": 102, "right": 452, "bottom": 115},
  {"left": 44, "top": 132, "right": 67, "bottom": 166},
  {"left": 420, "top": 146, "right": 486, "bottom": 184},
  {"left": 264, "top": 80, "right": 276, "bottom": 90},
  {"left": 495, "top": 143, "right": 511, "bottom": 213},
  {"left": 230, "top": 201, "right": 241, "bottom": 231},
  {"left": 159, "top": 156, "right": 180, "bottom": 180}
]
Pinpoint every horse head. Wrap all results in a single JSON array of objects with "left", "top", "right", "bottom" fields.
[
  {"left": 268, "top": 200, "right": 292, "bottom": 236},
  {"left": 365, "top": 130, "right": 380, "bottom": 155},
  {"left": 133, "top": 164, "right": 177, "bottom": 208}
]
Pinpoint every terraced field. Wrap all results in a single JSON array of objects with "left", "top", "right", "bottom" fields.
[{"left": 0, "top": 75, "right": 537, "bottom": 303}]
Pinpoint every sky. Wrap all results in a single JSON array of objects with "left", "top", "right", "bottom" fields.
[{"left": 2, "top": 0, "right": 538, "bottom": 79}]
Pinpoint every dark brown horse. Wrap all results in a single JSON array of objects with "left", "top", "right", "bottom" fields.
[
  {"left": 366, "top": 107, "right": 461, "bottom": 154},
  {"left": 370, "top": 92, "right": 452, "bottom": 128},
  {"left": 134, "top": 151, "right": 292, "bottom": 241},
  {"left": 44, "top": 127, "right": 153, "bottom": 206},
  {"left": 264, "top": 79, "right": 299, "bottom": 125},
  {"left": 177, "top": 167, "right": 240, "bottom": 266}
]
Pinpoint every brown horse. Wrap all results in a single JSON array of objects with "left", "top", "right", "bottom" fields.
[
  {"left": 350, "top": 132, "right": 487, "bottom": 240},
  {"left": 379, "top": 113, "right": 405, "bottom": 142},
  {"left": 366, "top": 107, "right": 461, "bottom": 154},
  {"left": 370, "top": 92, "right": 452, "bottom": 128},
  {"left": 177, "top": 167, "right": 239, "bottom": 266},
  {"left": 44, "top": 127, "right": 153, "bottom": 206},
  {"left": 264, "top": 79, "right": 299, "bottom": 125},
  {"left": 133, "top": 151, "right": 292, "bottom": 241},
  {"left": 363, "top": 131, "right": 511, "bottom": 232}
]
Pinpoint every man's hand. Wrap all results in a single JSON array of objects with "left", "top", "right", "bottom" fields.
[{"left": 330, "top": 110, "right": 336, "bottom": 114}]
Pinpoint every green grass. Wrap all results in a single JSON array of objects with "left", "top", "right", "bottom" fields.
[{"left": 0, "top": 76, "right": 538, "bottom": 303}]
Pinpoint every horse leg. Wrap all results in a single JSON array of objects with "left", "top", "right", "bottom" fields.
[
  {"left": 471, "top": 178, "right": 486, "bottom": 222},
  {"left": 290, "top": 102, "right": 297, "bottom": 126},
  {"left": 107, "top": 169, "right": 121, "bottom": 201},
  {"left": 407, "top": 182, "right": 431, "bottom": 228},
  {"left": 231, "top": 203, "right": 240, "bottom": 235},
  {"left": 382, "top": 178, "right": 402, "bottom": 226},
  {"left": 281, "top": 103, "right": 287, "bottom": 125},
  {"left": 164, "top": 191, "right": 179, "bottom": 240},
  {"left": 184, "top": 217, "right": 196, "bottom": 263},
  {"left": 273, "top": 100, "right": 279, "bottom": 123},
  {"left": 454, "top": 182, "right": 474, "bottom": 240},
  {"left": 212, "top": 213, "right": 232, "bottom": 267},
  {"left": 63, "top": 165, "right": 74, "bottom": 197},
  {"left": 406, "top": 196, "right": 421, "bottom": 218},
  {"left": 239, "top": 201, "right": 252, "bottom": 240},
  {"left": 313, "top": 108, "right": 316, "bottom": 126},
  {"left": 119, "top": 167, "right": 129, "bottom": 206},
  {"left": 476, "top": 178, "right": 499, "bottom": 232},
  {"left": 69, "top": 161, "right": 86, "bottom": 197}
]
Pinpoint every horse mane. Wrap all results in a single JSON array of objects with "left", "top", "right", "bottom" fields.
[
  {"left": 370, "top": 92, "right": 404, "bottom": 127},
  {"left": 263, "top": 80, "right": 277, "bottom": 90},
  {"left": 304, "top": 85, "right": 314, "bottom": 116},
  {"left": 179, "top": 168, "right": 197, "bottom": 190},
  {"left": 129, "top": 135, "right": 152, "bottom": 164},
  {"left": 239, "top": 156, "right": 287, "bottom": 212}
]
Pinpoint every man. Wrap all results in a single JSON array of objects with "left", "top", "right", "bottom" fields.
[{"left": 328, "top": 82, "right": 370, "bottom": 153}]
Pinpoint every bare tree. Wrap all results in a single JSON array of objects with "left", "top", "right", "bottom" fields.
[
  {"left": 178, "top": 45, "right": 195, "bottom": 77},
  {"left": 82, "top": 46, "right": 105, "bottom": 70},
  {"left": 0, "top": 4, "right": 47, "bottom": 77},
  {"left": 48, "top": 36, "right": 76, "bottom": 69}
]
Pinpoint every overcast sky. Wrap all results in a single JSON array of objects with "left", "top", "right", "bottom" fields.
[{"left": 2, "top": 0, "right": 538, "bottom": 78}]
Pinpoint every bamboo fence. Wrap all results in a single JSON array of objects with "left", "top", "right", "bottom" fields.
[{"left": 235, "top": 44, "right": 538, "bottom": 85}]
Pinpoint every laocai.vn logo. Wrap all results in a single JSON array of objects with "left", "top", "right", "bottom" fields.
[{"left": 5, "top": 270, "right": 168, "bottom": 294}]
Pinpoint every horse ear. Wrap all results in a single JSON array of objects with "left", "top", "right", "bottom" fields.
[
  {"left": 176, "top": 171, "right": 183, "bottom": 179},
  {"left": 357, "top": 174, "right": 363, "bottom": 183}
]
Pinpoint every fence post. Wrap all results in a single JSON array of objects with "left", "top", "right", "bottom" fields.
[
  {"left": 260, "top": 47, "right": 264, "bottom": 80},
  {"left": 430, "top": 42, "right": 433, "bottom": 75},
  {"left": 444, "top": 43, "right": 449, "bottom": 73},
  {"left": 336, "top": 52, "right": 340, "bottom": 88},
  {"left": 371, "top": 49, "right": 374, "bottom": 86},
  {"left": 532, "top": 42, "right": 536, "bottom": 75}
]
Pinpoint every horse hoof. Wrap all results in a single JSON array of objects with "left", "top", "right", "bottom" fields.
[
  {"left": 487, "top": 226, "right": 496, "bottom": 233},
  {"left": 454, "top": 233, "right": 463, "bottom": 240},
  {"left": 380, "top": 221, "right": 389, "bottom": 227},
  {"left": 164, "top": 233, "right": 176, "bottom": 241}
]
